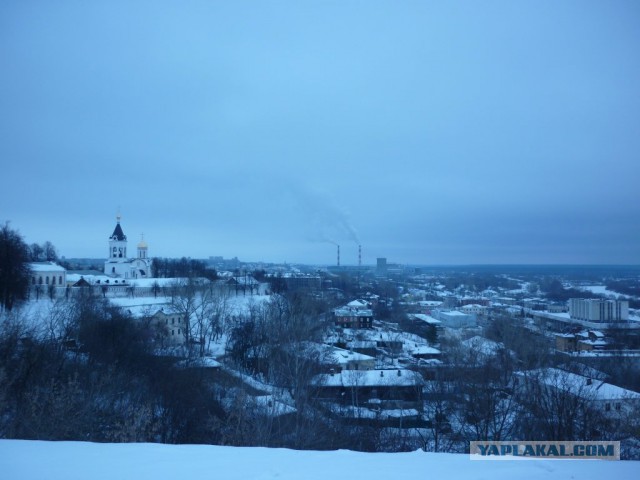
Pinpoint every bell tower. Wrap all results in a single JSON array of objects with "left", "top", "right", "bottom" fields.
[
  {"left": 137, "top": 234, "right": 148, "bottom": 259},
  {"left": 108, "top": 214, "right": 128, "bottom": 260}
]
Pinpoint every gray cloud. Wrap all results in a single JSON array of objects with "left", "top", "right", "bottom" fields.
[{"left": 1, "top": 1, "right": 639, "bottom": 264}]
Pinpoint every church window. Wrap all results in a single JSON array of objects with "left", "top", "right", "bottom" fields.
[
  {"left": 112, "top": 267, "right": 115, "bottom": 273},
  {"left": 59, "top": 276, "right": 62, "bottom": 284},
  {"left": 38, "top": 277, "right": 43, "bottom": 285},
  {"left": 52, "top": 277, "right": 56, "bottom": 285}
]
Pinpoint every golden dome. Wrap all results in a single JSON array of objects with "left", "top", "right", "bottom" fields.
[{"left": 138, "top": 234, "right": 148, "bottom": 249}]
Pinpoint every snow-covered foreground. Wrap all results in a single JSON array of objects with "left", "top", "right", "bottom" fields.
[{"left": 1, "top": 440, "right": 637, "bottom": 480}]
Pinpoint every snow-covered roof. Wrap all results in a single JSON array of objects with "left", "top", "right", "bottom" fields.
[
  {"left": 516, "top": 368, "right": 640, "bottom": 401},
  {"left": 334, "top": 307, "right": 373, "bottom": 317},
  {"left": 346, "top": 299, "right": 370, "bottom": 308},
  {"left": 251, "top": 395, "right": 296, "bottom": 417},
  {"left": 177, "top": 357, "right": 222, "bottom": 369},
  {"left": 330, "top": 347, "right": 375, "bottom": 365},
  {"left": 109, "top": 297, "right": 173, "bottom": 317},
  {"left": 462, "top": 336, "right": 503, "bottom": 356},
  {"left": 578, "top": 340, "right": 607, "bottom": 347},
  {"left": 410, "top": 313, "right": 441, "bottom": 325},
  {"left": 407, "top": 345, "right": 441, "bottom": 356},
  {"left": 418, "top": 300, "right": 443, "bottom": 307},
  {"left": 294, "top": 342, "right": 375, "bottom": 366},
  {"left": 555, "top": 333, "right": 575, "bottom": 338},
  {"left": 28, "top": 262, "right": 66, "bottom": 273},
  {"left": 439, "top": 310, "right": 468, "bottom": 317},
  {"left": 313, "top": 369, "right": 423, "bottom": 388}
]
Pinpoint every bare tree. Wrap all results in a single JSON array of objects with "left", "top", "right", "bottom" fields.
[
  {"left": 42, "top": 241, "right": 58, "bottom": 262},
  {"left": 453, "top": 352, "right": 519, "bottom": 442},
  {"left": 151, "top": 280, "right": 161, "bottom": 298},
  {"left": 169, "top": 279, "right": 198, "bottom": 355},
  {"left": 29, "top": 243, "right": 44, "bottom": 261},
  {"left": 47, "top": 283, "right": 56, "bottom": 301},
  {"left": 34, "top": 282, "right": 43, "bottom": 301},
  {"left": 44, "top": 298, "right": 78, "bottom": 345},
  {"left": 514, "top": 368, "right": 602, "bottom": 441},
  {"left": 170, "top": 278, "right": 234, "bottom": 357},
  {"left": 421, "top": 374, "right": 460, "bottom": 452},
  {"left": 204, "top": 284, "right": 231, "bottom": 346}
]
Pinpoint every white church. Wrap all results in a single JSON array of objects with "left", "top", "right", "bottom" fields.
[{"left": 103, "top": 215, "right": 151, "bottom": 279}]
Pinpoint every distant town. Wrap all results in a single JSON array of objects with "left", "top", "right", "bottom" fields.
[{"left": 1, "top": 218, "right": 640, "bottom": 457}]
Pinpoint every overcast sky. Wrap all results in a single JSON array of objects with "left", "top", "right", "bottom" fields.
[{"left": 1, "top": 1, "right": 639, "bottom": 265}]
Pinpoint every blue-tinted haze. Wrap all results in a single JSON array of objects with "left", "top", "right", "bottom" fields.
[{"left": 1, "top": 1, "right": 639, "bottom": 265}]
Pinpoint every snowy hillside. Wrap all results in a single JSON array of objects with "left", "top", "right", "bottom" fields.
[{"left": 1, "top": 440, "right": 638, "bottom": 480}]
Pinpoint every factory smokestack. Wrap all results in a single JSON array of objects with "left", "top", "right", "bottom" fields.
[
  {"left": 358, "top": 245, "right": 362, "bottom": 268},
  {"left": 337, "top": 244, "right": 340, "bottom": 267}
]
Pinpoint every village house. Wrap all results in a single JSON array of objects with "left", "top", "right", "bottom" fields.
[
  {"left": 152, "top": 308, "right": 187, "bottom": 347},
  {"left": 29, "top": 261, "right": 66, "bottom": 288},
  {"left": 514, "top": 367, "right": 640, "bottom": 417},
  {"left": 555, "top": 330, "right": 607, "bottom": 353},
  {"left": 289, "top": 342, "right": 376, "bottom": 373},
  {"left": 311, "top": 369, "right": 424, "bottom": 412},
  {"left": 433, "top": 309, "right": 476, "bottom": 328},
  {"left": 334, "top": 299, "right": 374, "bottom": 329}
]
